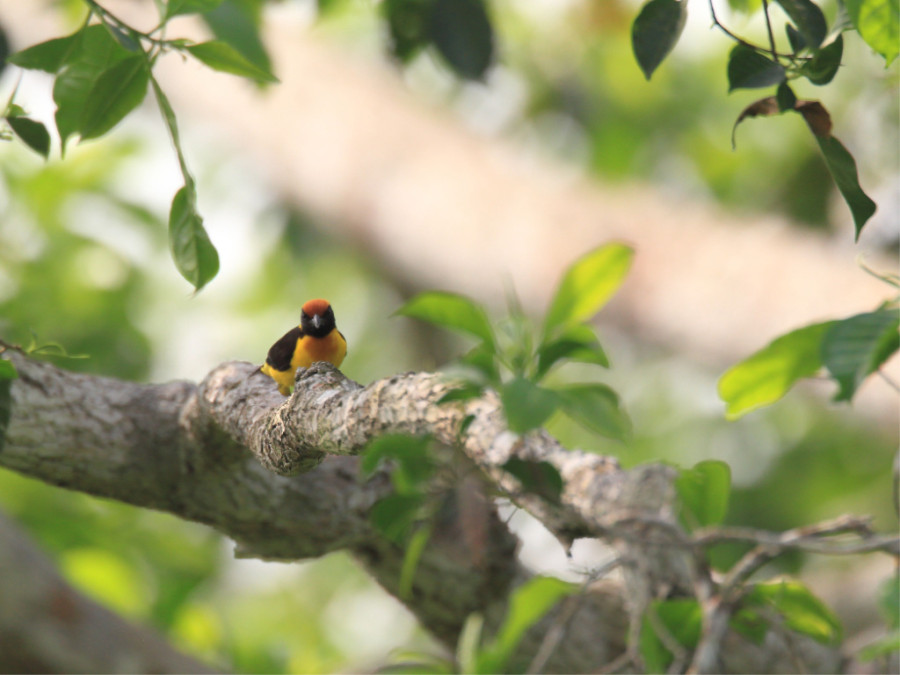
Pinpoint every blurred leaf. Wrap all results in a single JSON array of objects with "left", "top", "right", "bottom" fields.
[
  {"left": 499, "top": 377, "right": 560, "bottom": 434},
  {"left": 383, "top": 0, "right": 432, "bottom": 62},
  {"left": 370, "top": 493, "right": 426, "bottom": 544},
  {"left": 747, "top": 579, "right": 842, "bottom": 644},
  {"left": 61, "top": 547, "right": 147, "bottom": 617},
  {"left": 399, "top": 524, "right": 431, "bottom": 598},
  {"left": 7, "top": 117, "right": 50, "bottom": 158},
  {"left": 360, "top": 433, "right": 434, "bottom": 491},
  {"left": 186, "top": 40, "right": 278, "bottom": 83},
  {"left": 0, "top": 22, "right": 7, "bottom": 78},
  {"left": 786, "top": 22, "right": 807, "bottom": 52},
  {"left": 821, "top": 309, "right": 899, "bottom": 401},
  {"left": 796, "top": 100, "right": 832, "bottom": 136},
  {"left": 676, "top": 460, "right": 731, "bottom": 529},
  {"left": 0, "top": 359, "right": 17, "bottom": 380},
  {"left": 730, "top": 606, "right": 769, "bottom": 644},
  {"left": 428, "top": 0, "right": 494, "bottom": 80},
  {"left": 543, "top": 243, "right": 634, "bottom": 339},
  {"left": 79, "top": 55, "right": 149, "bottom": 140},
  {"left": 168, "top": 185, "right": 219, "bottom": 291},
  {"left": 813, "top": 135, "right": 877, "bottom": 239},
  {"left": 879, "top": 574, "right": 900, "bottom": 629},
  {"left": 396, "top": 292, "right": 495, "bottom": 348},
  {"left": 639, "top": 599, "right": 703, "bottom": 673},
  {"left": 555, "top": 383, "right": 631, "bottom": 441},
  {"left": 776, "top": 81, "right": 797, "bottom": 111},
  {"left": 201, "top": 0, "right": 272, "bottom": 73},
  {"left": 775, "top": 0, "right": 828, "bottom": 48},
  {"left": 7, "top": 31, "right": 81, "bottom": 73},
  {"left": 732, "top": 96, "right": 779, "bottom": 148},
  {"left": 458, "top": 342, "right": 500, "bottom": 383},
  {"left": 859, "top": 631, "right": 900, "bottom": 662},
  {"left": 536, "top": 323, "right": 609, "bottom": 380},
  {"left": 438, "top": 383, "right": 484, "bottom": 404},
  {"left": 631, "top": 0, "right": 688, "bottom": 80},
  {"left": 727, "top": 44, "right": 786, "bottom": 90},
  {"left": 719, "top": 321, "right": 833, "bottom": 419},
  {"left": 166, "top": 0, "right": 226, "bottom": 19},
  {"left": 456, "top": 612, "right": 485, "bottom": 675},
  {"left": 844, "top": 0, "right": 898, "bottom": 64},
  {"left": 477, "top": 577, "right": 578, "bottom": 673},
  {"left": 502, "top": 458, "right": 563, "bottom": 504},
  {"left": 53, "top": 24, "right": 131, "bottom": 149},
  {"left": 801, "top": 35, "right": 843, "bottom": 85}
]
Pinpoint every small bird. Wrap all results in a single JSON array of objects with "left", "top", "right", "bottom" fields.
[{"left": 260, "top": 298, "right": 347, "bottom": 395}]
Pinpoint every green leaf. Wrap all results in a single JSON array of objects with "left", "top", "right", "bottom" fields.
[
  {"left": 775, "top": 0, "right": 828, "bottom": 48},
  {"left": 7, "top": 117, "right": 50, "bottom": 159},
  {"left": 776, "top": 81, "right": 797, "bottom": 111},
  {"left": 718, "top": 321, "right": 833, "bottom": 419},
  {"left": 186, "top": 40, "right": 278, "bottom": 84},
  {"left": 676, "top": 460, "right": 731, "bottom": 530},
  {"left": 369, "top": 493, "right": 426, "bottom": 544},
  {"left": 395, "top": 292, "right": 495, "bottom": 348},
  {"left": 458, "top": 342, "right": 500, "bottom": 383},
  {"left": 166, "top": 0, "right": 226, "bottom": 19},
  {"left": 79, "top": 55, "right": 150, "bottom": 140},
  {"left": 201, "top": 0, "right": 273, "bottom": 74},
  {"left": 536, "top": 324, "right": 609, "bottom": 380},
  {"left": 639, "top": 599, "right": 703, "bottom": 673},
  {"left": 727, "top": 44, "right": 786, "bottom": 91},
  {"left": 821, "top": 309, "right": 899, "bottom": 401},
  {"left": 786, "top": 22, "right": 807, "bottom": 53},
  {"left": 543, "top": 243, "right": 634, "bottom": 338},
  {"left": 878, "top": 574, "right": 900, "bottom": 629},
  {"left": 631, "top": 0, "right": 688, "bottom": 80},
  {"left": 0, "top": 359, "right": 17, "bottom": 381},
  {"left": 843, "top": 0, "right": 898, "bottom": 65},
  {"left": 383, "top": 0, "right": 431, "bottom": 63},
  {"left": 168, "top": 186, "right": 219, "bottom": 291},
  {"left": 428, "top": 0, "right": 494, "bottom": 80},
  {"left": 53, "top": 24, "right": 131, "bottom": 149},
  {"left": 555, "top": 383, "right": 631, "bottom": 441},
  {"left": 801, "top": 35, "right": 843, "bottom": 85},
  {"left": 360, "top": 433, "right": 434, "bottom": 492},
  {"left": 7, "top": 31, "right": 82, "bottom": 73},
  {"left": 438, "top": 383, "right": 484, "bottom": 404},
  {"left": 477, "top": 577, "right": 578, "bottom": 673},
  {"left": 748, "top": 580, "right": 842, "bottom": 644},
  {"left": 499, "top": 377, "right": 560, "bottom": 434},
  {"left": 399, "top": 525, "right": 431, "bottom": 598},
  {"left": 730, "top": 606, "right": 770, "bottom": 645},
  {"left": 814, "top": 135, "right": 877, "bottom": 239},
  {"left": 859, "top": 631, "right": 900, "bottom": 662},
  {"left": 502, "top": 458, "right": 564, "bottom": 504},
  {"left": 456, "top": 613, "right": 485, "bottom": 675}
]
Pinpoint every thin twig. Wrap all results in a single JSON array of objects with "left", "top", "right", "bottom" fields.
[
  {"left": 878, "top": 369, "right": 900, "bottom": 394},
  {"left": 761, "top": 0, "right": 779, "bottom": 57},
  {"left": 526, "top": 558, "right": 622, "bottom": 674}
]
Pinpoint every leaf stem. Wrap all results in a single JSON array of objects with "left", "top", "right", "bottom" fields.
[{"left": 761, "top": 0, "right": 779, "bottom": 58}]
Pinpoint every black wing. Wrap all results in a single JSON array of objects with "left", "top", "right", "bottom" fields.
[{"left": 265, "top": 326, "right": 303, "bottom": 371}]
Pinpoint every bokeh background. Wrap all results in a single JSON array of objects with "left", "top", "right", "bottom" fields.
[{"left": 0, "top": 0, "right": 897, "bottom": 671}]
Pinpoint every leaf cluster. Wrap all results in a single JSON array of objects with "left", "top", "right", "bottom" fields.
[
  {"left": 2, "top": 0, "right": 278, "bottom": 291},
  {"left": 396, "top": 244, "right": 634, "bottom": 443},
  {"left": 630, "top": 0, "right": 896, "bottom": 238}
]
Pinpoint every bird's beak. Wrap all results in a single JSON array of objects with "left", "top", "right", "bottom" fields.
[{"left": 311, "top": 314, "right": 322, "bottom": 330}]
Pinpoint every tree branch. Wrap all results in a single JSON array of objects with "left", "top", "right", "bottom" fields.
[
  {"left": 0, "top": 511, "right": 221, "bottom": 674},
  {"left": 1, "top": 352, "right": 851, "bottom": 672}
]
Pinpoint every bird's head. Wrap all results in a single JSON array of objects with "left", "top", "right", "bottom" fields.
[{"left": 301, "top": 298, "right": 336, "bottom": 337}]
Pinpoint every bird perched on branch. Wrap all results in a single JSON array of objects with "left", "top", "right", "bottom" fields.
[{"left": 260, "top": 298, "right": 347, "bottom": 395}]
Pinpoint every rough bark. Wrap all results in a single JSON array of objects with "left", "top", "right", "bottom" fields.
[{"left": 1, "top": 351, "right": 844, "bottom": 673}]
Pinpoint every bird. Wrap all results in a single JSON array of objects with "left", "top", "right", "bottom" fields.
[{"left": 260, "top": 298, "right": 347, "bottom": 395}]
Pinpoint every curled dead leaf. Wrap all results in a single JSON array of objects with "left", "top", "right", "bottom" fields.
[
  {"left": 796, "top": 100, "right": 833, "bottom": 138},
  {"left": 732, "top": 96, "right": 779, "bottom": 148}
]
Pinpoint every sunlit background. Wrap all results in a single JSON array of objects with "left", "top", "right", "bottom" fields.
[{"left": 0, "top": 0, "right": 897, "bottom": 671}]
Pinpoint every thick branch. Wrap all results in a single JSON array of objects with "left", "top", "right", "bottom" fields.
[
  {"left": 1, "top": 352, "right": 849, "bottom": 672},
  {"left": 0, "top": 512, "right": 221, "bottom": 674}
]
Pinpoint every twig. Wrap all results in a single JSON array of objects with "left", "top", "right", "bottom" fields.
[
  {"left": 761, "top": 0, "right": 778, "bottom": 57},
  {"left": 879, "top": 369, "right": 900, "bottom": 394},
  {"left": 526, "top": 559, "right": 623, "bottom": 674}
]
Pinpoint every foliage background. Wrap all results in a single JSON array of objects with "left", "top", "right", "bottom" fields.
[{"left": 0, "top": 0, "right": 897, "bottom": 671}]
